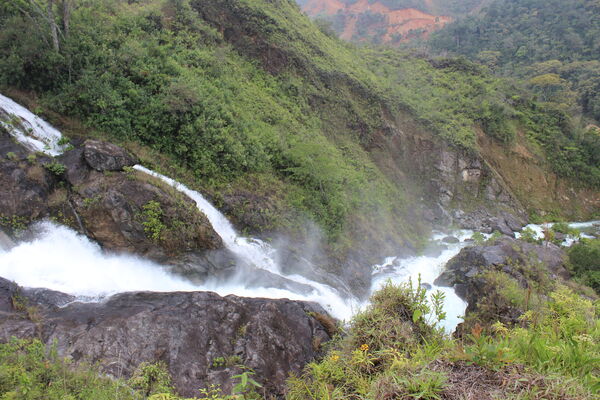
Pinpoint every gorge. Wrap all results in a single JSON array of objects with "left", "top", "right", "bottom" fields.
[{"left": 0, "top": 0, "right": 598, "bottom": 398}]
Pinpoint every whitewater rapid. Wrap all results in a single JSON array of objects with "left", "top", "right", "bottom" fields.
[
  {"left": 4, "top": 92, "right": 594, "bottom": 333},
  {"left": 0, "top": 92, "right": 474, "bottom": 331},
  {"left": 0, "top": 93, "right": 65, "bottom": 156}
]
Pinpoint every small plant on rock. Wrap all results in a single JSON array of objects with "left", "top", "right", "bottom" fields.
[
  {"left": 142, "top": 200, "right": 167, "bottom": 242},
  {"left": 44, "top": 162, "right": 66, "bottom": 176}
]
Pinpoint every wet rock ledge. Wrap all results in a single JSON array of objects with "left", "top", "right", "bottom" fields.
[{"left": 0, "top": 277, "right": 333, "bottom": 398}]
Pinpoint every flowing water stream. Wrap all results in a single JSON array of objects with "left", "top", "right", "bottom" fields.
[
  {"left": 2, "top": 93, "right": 595, "bottom": 332},
  {"left": 0, "top": 94, "right": 65, "bottom": 156}
]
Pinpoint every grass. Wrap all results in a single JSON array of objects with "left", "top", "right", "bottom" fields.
[
  {"left": 0, "top": 276, "right": 597, "bottom": 399},
  {"left": 287, "top": 276, "right": 599, "bottom": 399}
]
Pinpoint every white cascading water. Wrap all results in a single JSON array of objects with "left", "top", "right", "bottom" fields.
[
  {"left": 0, "top": 222, "right": 198, "bottom": 297},
  {"left": 516, "top": 221, "right": 600, "bottom": 246},
  {"left": 3, "top": 93, "right": 596, "bottom": 332},
  {"left": 371, "top": 231, "right": 476, "bottom": 331},
  {"left": 132, "top": 165, "right": 360, "bottom": 320},
  {"left": 0, "top": 93, "right": 65, "bottom": 156}
]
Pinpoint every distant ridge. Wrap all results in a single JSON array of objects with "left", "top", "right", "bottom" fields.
[{"left": 299, "top": 0, "right": 452, "bottom": 44}]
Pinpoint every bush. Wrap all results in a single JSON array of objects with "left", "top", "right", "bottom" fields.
[
  {"left": 44, "top": 162, "right": 66, "bottom": 176},
  {"left": 0, "top": 338, "right": 141, "bottom": 399},
  {"left": 568, "top": 239, "right": 600, "bottom": 293},
  {"left": 141, "top": 200, "right": 166, "bottom": 242},
  {"left": 286, "top": 280, "right": 447, "bottom": 399}
]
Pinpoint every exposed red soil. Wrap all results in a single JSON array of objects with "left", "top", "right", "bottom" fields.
[{"left": 301, "top": 0, "right": 451, "bottom": 43}]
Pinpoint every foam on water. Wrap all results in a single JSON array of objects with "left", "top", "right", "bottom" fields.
[
  {"left": 0, "top": 222, "right": 198, "bottom": 296},
  {"left": 0, "top": 92, "right": 505, "bottom": 331},
  {"left": 371, "top": 230, "right": 476, "bottom": 332},
  {"left": 0, "top": 94, "right": 64, "bottom": 156},
  {"left": 516, "top": 221, "right": 600, "bottom": 246}
]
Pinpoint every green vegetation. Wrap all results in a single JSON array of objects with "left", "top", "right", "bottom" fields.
[
  {"left": 43, "top": 162, "right": 66, "bottom": 176},
  {"left": 0, "top": 338, "right": 147, "bottom": 399},
  {"left": 141, "top": 200, "right": 167, "bottom": 242},
  {"left": 0, "top": 0, "right": 422, "bottom": 249},
  {"left": 568, "top": 238, "right": 600, "bottom": 294},
  {"left": 287, "top": 279, "right": 599, "bottom": 399},
  {"left": 0, "top": 338, "right": 262, "bottom": 400},
  {"left": 430, "top": 0, "right": 600, "bottom": 123},
  {"left": 1, "top": 0, "right": 597, "bottom": 255}
]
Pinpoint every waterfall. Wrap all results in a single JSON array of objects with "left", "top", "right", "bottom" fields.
[
  {"left": 516, "top": 221, "right": 600, "bottom": 246},
  {"left": 0, "top": 94, "right": 65, "bottom": 156},
  {"left": 132, "top": 165, "right": 360, "bottom": 320},
  {"left": 0, "top": 92, "right": 479, "bottom": 331}
]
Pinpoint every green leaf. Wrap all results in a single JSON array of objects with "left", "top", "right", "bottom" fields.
[{"left": 412, "top": 309, "right": 422, "bottom": 323}]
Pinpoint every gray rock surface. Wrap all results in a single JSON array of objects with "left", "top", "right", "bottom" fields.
[
  {"left": 435, "top": 237, "right": 568, "bottom": 293},
  {"left": 0, "top": 132, "right": 234, "bottom": 280},
  {"left": 0, "top": 277, "right": 332, "bottom": 398},
  {"left": 83, "top": 139, "right": 137, "bottom": 172}
]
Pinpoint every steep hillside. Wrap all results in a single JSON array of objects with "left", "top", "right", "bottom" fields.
[
  {"left": 297, "top": 0, "right": 489, "bottom": 44},
  {"left": 429, "top": 0, "right": 600, "bottom": 123},
  {"left": 0, "top": 0, "right": 598, "bottom": 288},
  {"left": 299, "top": 0, "right": 452, "bottom": 44}
]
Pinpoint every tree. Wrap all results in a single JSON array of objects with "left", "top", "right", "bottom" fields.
[{"left": 9, "top": 0, "right": 75, "bottom": 52}]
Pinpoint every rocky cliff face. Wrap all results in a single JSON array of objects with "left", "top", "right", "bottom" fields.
[
  {"left": 0, "top": 129, "right": 235, "bottom": 281},
  {"left": 0, "top": 277, "right": 333, "bottom": 398},
  {"left": 370, "top": 112, "right": 528, "bottom": 232}
]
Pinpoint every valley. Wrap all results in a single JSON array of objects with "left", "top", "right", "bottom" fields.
[{"left": 0, "top": 0, "right": 598, "bottom": 399}]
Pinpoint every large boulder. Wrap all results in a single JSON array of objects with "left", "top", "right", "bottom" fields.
[
  {"left": 0, "top": 277, "right": 333, "bottom": 398},
  {"left": 69, "top": 169, "right": 225, "bottom": 263},
  {"left": 435, "top": 237, "right": 568, "bottom": 292},
  {"left": 435, "top": 237, "right": 569, "bottom": 331},
  {"left": 0, "top": 133, "right": 233, "bottom": 279},
  {"left": 0, "top": 131, "right": 56, "bottom": 227},
  {"left": 82, "top": 139, "right": 137, "bottom": 172}
]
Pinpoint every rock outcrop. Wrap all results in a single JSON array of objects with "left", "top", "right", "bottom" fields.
[
  {"left": 82, "top": 139, "right": 138, "bottom": 172},
  {"left": 0, "top": 277, "right": 333, "bottom": 398},
  {"left": 0, "top": 132, "right": 235, "bottom": 280},
  {"left": 435, "top": 237, "right": 569, "bottom": 330}
]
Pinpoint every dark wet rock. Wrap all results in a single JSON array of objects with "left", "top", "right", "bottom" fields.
[
  {"left": 501, "top": 211, "right": 525, "bottom": 232},
  {"left": 0, "top": 277, "right": 332, "bottom": 398},
  {"left": 435, "top": 237, "right": 568, "bottom": 292},
  {"left": 442, "top": 236, "right": 460, "bottom": 244},
  {"left": 0, "top": 135, "right": 56, "bottom": 227},
  {"left": 70, "top": 169, "right": 224, "bottom": 264},
  {"left": 420, "top": 282, "right": 432, "bottom": 290},
  {"left": 489, "top": 217, "right": 514, "bottom": 237},
  {"left": 164, "top": 250, "right": 238, "bottom": 282},
  {"left": 82, "top": 140, "right": 137, "bottom": 172},
  {"left": 22, "top": 287, "right": 76, "bottom": 308},
  {"left": 450, "top": 208, "right": 526, "bottom": 238},
  {"left": 60, "top": 147, "right": 90, "bottom": 186},
  {"left": 436, "top": 237, "right": 569, "bottom": 332}
]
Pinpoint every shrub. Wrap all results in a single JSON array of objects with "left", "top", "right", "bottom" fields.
[
  {"left": 141, "top": 200, "right": 166, "bottom": 242},
  {"left": 44, "top": 162, "right": 67, "bottom": 176},
  {"left": 286, "top": 280, "right": 447, "bottom": 399},
  {"left": 520, "top": 227, "right": 540, "bottom": 243},
  {"left": 568, "top": 239, "right": 600, "bottom": 293}
]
